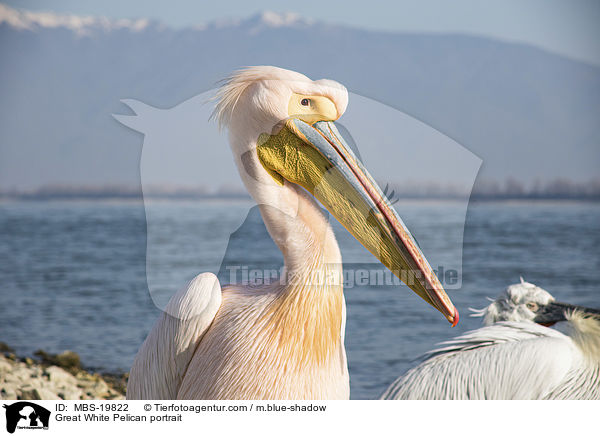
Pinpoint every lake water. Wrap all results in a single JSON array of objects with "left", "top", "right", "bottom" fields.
[{"left": 0, "top": 199, "right": 598, "bottom": 399}]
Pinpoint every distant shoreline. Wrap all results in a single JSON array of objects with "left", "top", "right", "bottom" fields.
[
  {"left": 1, "top": 181, "right": 599, "bottom": 202},
  {"left": 1, "top": 194, "right": 598, "bottom": 202}
]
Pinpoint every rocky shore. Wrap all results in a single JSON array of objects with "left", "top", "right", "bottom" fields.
[{"left": 0, "top": 342, "right": 127, "bottom": 400}]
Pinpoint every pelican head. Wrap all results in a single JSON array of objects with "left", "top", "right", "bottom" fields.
[
  {"left": 214, "top": 66, "right": 457, "bottom": 325},
  {"left": 474, "top": 278, "right": 600, "bottom": 326}
]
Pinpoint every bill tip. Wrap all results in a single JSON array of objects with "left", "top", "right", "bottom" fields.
[{"left": 451, "top": 307, "right": 459, "bottom": 327}]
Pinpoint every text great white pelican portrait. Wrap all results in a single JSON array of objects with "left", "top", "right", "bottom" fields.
[{"left": 126, "top": 66, "right": 458, "bottom": 400}]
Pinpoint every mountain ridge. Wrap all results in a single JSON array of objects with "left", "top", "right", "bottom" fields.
[
  {"left": 0, "top": 4, "right": 320, "bottom": 35},
  {"left": 1, "top": 2, "right": 597, "bottom": 69}
]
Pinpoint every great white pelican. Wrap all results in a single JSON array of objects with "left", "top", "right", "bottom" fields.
[
  {"left": 381, "top": 279, "right": 600, "bottom": 399},
  {"left": 126, "top": 66, "right": 457, "bottom": 400}
]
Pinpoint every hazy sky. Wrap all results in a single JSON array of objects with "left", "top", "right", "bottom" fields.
[{"left": 4, "top": 0, "right": 600, "bottom": 66}]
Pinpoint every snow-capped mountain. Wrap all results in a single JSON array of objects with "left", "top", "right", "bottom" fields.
[
  {"left": 0, "top": 4, "right": 312, "bottom": 34},
  {"left": 0, "top": 3, "right": 154, "bottom": 34}
]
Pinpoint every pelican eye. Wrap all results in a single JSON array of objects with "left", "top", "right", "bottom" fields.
[
  {"left": 526, "top": 302, "right": 539, "bottom": 312},
  {"left": 288, "top": 93, "right": 337, "bottom": 123}
]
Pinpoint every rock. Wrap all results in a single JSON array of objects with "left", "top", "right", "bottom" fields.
[
  {"left": 0, "top": 358, "right": 12, "bottom": 374},
  {"left": 19, "top": 388, "right": 41, "bottom": 400},
  {"left": 2, "top": 342, "right": 126, "bottom": 400},
  {"left": 11, "top": 366, "right": 33, "bottom": 382},
  {"left": 1, "top": 386, "right": 18, "bottom": 400},
  {"left": 34, "top": 387, "right": 60, "bottom": 400},
  {"left": 45, "top": 365, "right": 77, "bottom": 385},
  {"left": 57, "top": 386, "right": 84, "bottom": 400},
  {"left": 101, "top": 372, "right": 128, "bottom": 396},
  {"left": 77, "top": 376, "right": 110, "bottom": 397},
  {"left": 92, "top": 379, "right": 110, "bottom": 397},
  {"left": 18, "top": 386, "right": 60, "bottom": 400}
]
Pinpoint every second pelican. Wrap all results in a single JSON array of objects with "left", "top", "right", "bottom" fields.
[
  {"left": 127, "top": 66, "right": 457, "bottom": 400},
  {"left": 381, "top": 280, "right": 600, "bottom": 400}
]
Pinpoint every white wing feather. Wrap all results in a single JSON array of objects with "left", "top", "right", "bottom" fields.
[
  {"left": 126, "top": 272, "right": 222, "bottom": 399},
  {"left": 381, "top": 322, "right": 578, "bottom": 400}
]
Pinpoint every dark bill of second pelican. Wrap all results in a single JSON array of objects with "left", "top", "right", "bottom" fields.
[
  {"left": 533, "top": 301, "right": 600, "bottom": 325},
  {"left": 257, "top": 117, "right": 458, "bottom": 325}
]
